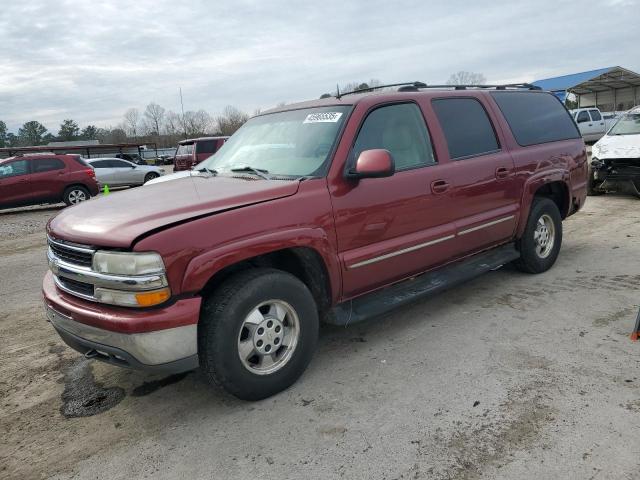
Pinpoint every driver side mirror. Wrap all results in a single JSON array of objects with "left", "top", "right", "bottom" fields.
[{"left": 347, "top": 149, "right": 395, "bottom": 180}]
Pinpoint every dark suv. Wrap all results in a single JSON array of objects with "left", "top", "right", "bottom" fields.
[
  {"left": 173, "top": 136, "right": 229, "bottom": 171},
  {"left": 44, "top": 83, "right": 587, "bottom": 400},
  {"left": 0, "top": 154, "right": 99, "bottom": 209}
]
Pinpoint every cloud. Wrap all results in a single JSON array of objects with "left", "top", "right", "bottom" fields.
[{"left": 0, "top": 0, "right": 637, "bottom": 132}]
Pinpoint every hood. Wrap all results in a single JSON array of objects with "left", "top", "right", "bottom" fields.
[
  {"left": 48, "top": 176, "right": 300, "bottom": 248},
  {"left": 145, "top": 170, "right": 190, "bottom": 185},
  {"left": 593, "top": 134, "right": 640, "bottom": 160}
]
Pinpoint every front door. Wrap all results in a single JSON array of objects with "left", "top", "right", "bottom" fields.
[{"left": 329, "top": 102, "right": 459, "bottom": 299}]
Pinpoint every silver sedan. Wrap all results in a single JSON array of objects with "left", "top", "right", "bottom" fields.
[{"left": 87, "top": 158, "right": 164, "bottom": 187}]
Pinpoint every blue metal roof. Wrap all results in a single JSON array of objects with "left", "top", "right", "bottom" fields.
[{"left": 531, "top": 67, "right": 616, "bottom": 91}]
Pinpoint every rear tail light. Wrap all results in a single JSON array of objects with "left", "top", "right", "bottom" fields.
[{"left": 85, "top": 169, "right": 95, "bottom": 178}]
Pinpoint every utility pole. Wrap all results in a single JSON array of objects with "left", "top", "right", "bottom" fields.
[{"left": 179, "top": 87, "right": 187, "bottom": 139}]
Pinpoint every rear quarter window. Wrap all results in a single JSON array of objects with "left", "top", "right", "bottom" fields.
[
  {"left": 431, "top": 98, "right": 500, "bottom": 159},
  {"left": 491, "top": 91, "right": 580, "bottom": 146},
  {"left": 196, "top": 140, "right": 217, "bottom": 154}
]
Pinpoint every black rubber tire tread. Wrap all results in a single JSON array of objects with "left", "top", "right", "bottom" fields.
[
  {"left": 514, "top": 197, "right": 563, "bottom": 274},
  {"left": 198, "top": 267, "right": 319, "bottom": 401},
  {"left": 63, "top": 185, "right": 90, "bottom": 206},
  {"left": 144, "top": 172, "right": 159, "bottom": 183}
]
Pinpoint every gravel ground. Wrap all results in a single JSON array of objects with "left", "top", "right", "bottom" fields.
[{"left": 1, "top": 193, "right": 639, "bottom": 480}]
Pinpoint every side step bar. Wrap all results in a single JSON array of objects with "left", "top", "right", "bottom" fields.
[{"left": 329, "top": 243, "right": 520, "bottom": 326}]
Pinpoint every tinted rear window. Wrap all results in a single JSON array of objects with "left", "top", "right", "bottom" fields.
[
  {"left": 431, "top": 98, "right": 500, "bottom": 159},
  {"left": 196, "top": 140, "right": 217, "bottom": 154},
  {"left": 31, "top": 158, "right": 65, "bottom": 173},
  {"left": 491, "top": 92, "right": 580, "bottom": 146}
]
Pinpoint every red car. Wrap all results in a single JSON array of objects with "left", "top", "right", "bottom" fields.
[
  {"left": 0, "top": 154, "right": 99, "bottom": 209},
  {"left": 173, "top": 136, "right": 229, "bottom": 171},
  {"left": 43, "top": 84, "right": 587, "bottom": 400}
]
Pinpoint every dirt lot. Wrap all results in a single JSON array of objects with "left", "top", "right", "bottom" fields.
[{"left": 1, "top": 193, "right": 640, "bottom": 480}]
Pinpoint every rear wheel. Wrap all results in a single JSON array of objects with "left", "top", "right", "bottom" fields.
[
  {"left": 63, "top": 185, "right": 90, "bottom": 206},
  {"left": 198, "top": 268, "right": 319, "bottom": 400},
  {"left": 514, "top": 197, "right": 563, "bottom": 274},
  {"left": 144, "top": 172, "right": 159, "bottom": 183}
]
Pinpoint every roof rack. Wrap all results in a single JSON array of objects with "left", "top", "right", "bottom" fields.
[{"left": 335, "top": 81, "right": 540, "bottom": 98}]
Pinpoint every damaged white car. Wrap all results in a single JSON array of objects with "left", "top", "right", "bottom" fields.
[{"left": 589, "top": 107, "right": 640, "bottom": 197}]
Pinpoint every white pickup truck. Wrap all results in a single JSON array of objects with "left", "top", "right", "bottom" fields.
[{"left": 570, "top": 108, "right": 620, "bottom": 143}]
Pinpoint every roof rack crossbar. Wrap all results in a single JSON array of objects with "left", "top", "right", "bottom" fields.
[{"left": 334, "top": 82, "right": 542, "bottom": 98}]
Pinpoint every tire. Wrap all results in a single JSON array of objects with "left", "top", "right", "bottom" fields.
[
  {"left": 514, "top": 197, "right": 563, "bottom": 274},
  {"left": 198, "top": 268, "right": 319, "bottom": 400},
  {"left": 63, "top": 185, "right": 90, "bottom": 206},
  {"left": 144, "top": 172, "right": 159, "bottom": 183},
  {"left": 586, "top": 163, "right": 602, "bottom": 196}
]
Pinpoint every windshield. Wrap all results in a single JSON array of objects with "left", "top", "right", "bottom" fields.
[
  {"left": 609, "top": 113, "right": 640, "bottom": 136},
  {"left": 199, "top": 106, "right": 350, "bottom": 177},
  {"left": 177, "top": 143, "right": 194, "bottom": 156}
]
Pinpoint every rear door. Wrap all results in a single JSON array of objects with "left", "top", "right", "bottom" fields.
[
  {"left": 0, "top": 159, "right": 32, "bottom": 207},
  {"left": 108, "top": 159, "right": 137, "bottom": 185},
  {"left": 429, "top": 96, "right": 519, "bottom": 255},
  {"left": 28, "top": 157, "right": 67, "bottom": 201}
]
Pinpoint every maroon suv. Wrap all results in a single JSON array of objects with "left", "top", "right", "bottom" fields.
[
  {"left": 173, "top": 136, "right": 229, "bottom": 171},
  {"left": 43, "top": 84, "right": 587, "bottom": 400},
  {"left": 1, "top": 154, "right": 99, "bottom": 209}
]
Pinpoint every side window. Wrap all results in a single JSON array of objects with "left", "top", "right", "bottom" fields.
[
  {"left": 0, "top": 160, "right": 29, "bottom": 179},
  {"left": 91, "top": 160, "right": 107, "bottom": 168},
  {"left": 352, "top": 103, "right": 435, "bottom": 170},
  {"left": 577, "top": 111, "right": 590, "bottom": 123},
  {"left": 31, "top": 158, "right": 65, "bottom": 173},
  {"left": 110, "top": 160, "right": 130, "bottom": 168},
  {"left": 491, "top": 91, "right": 581, "bottom": 145},
  {"left": 589, "top": 109, "right": 602, "bottom": 121},
  {"left": 196, "top": 140, "right": 216, "bottom": 154},
  {"left": 432, "top": 98, "right": 499, "bottom": 159}
]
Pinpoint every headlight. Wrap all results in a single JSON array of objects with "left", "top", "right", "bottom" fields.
[{"left": 93, "top": 251, "right": 165, "bottom": 275}]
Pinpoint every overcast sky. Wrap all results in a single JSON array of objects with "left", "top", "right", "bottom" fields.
[{"left": 1, "top": 0, "right": 638, "bottom": 132}]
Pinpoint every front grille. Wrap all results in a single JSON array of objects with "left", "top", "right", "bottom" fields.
[
  {"left": 48, "top": 239, "right": 94, "bottom": 268},
  {"left": 57, "top": 276, "right": 95, "bottom": 297}
]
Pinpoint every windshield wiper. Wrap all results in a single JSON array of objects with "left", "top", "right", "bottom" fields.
[
  {"left": 196, "top": 167, "right": 218, "bottom": 175},
  {"left": 230, "top": 166, "right": 271, "bottom": 180}
]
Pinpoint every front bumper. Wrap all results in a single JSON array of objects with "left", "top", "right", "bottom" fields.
[{"left": 43, "top": 271, "right": 200, "bottom": 373}]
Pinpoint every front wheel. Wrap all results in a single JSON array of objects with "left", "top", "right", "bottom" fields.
[
  {"left": 198, "top": 268, "right": 319, "bottom": 400},
  {"left": 514, "top": 197, "right": 563, "bottom": 274},
  {"left": 144, "top": 172, "right": 159, "bottom": 183},
  {"left": 587, "top": 163, "right": 602, "bottom": 196},
  {"left": 63, "top": 185, "right": 90, "bottom": 206}
]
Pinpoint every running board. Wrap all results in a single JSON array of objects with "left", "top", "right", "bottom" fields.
[{"left": 329, "top": 243, "right": 520, "bottom": 326}]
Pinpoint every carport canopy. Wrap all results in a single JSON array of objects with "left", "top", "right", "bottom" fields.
[{"left": 532, "top": 66, "right": 640, "bottom": 112}]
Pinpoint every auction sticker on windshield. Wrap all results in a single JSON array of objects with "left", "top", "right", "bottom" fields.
[{"left": 303, "top": 112, "right": 343, "bottom": 123}]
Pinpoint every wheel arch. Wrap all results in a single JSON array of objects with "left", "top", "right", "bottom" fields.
[{"left": 517, "top": 172, "right": 571, "bottom": 238}]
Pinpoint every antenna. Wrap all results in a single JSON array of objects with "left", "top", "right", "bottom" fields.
[{"left": 179, "top": 87, "right": 187, "bottom": 139}]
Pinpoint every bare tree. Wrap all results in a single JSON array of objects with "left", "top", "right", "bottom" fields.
[
  {"left": 184, "top": 110, "right": 213, "bottom": 137},
  {"left": 216, "top": 106, "right": 248, "bottom": 136},
  {"left": 144, "top": 102, "right": 165, "bottom": 136},
  {"left": 164, "top": 111, "right": 183, "bottom": 136},
  {"left": 446, "top": 71, "right": 486, "bottom": 85},
  {"left": 123, "top": 108, "right": 141, "bottom": 137}
]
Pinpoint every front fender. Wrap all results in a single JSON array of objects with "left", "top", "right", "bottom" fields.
[{"left": 180, "top": 227, "right": 342, "bottom": 302}]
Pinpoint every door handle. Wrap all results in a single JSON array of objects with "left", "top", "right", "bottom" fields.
[
  {"left": 431, "top": 179, "right": 450, "bottom": 194},
  {"left": 495, "top": 167, "right": 510, "bottom": 179},
  {"left": 588, "top": 124, "right": 593, "bottom": 126}
]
